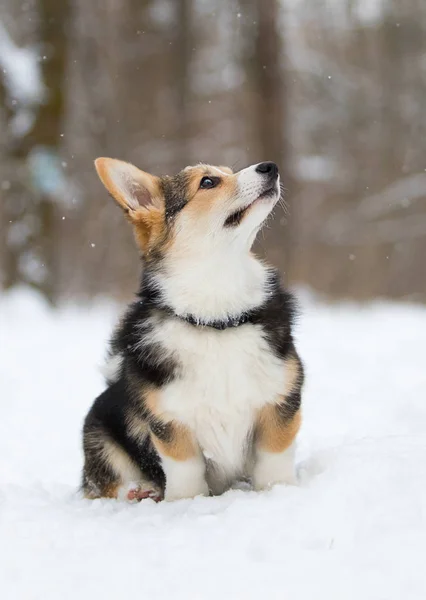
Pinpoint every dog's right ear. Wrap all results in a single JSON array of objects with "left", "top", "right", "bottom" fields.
[{"left": 94, "top": 158, "right": 163, "bottom": 216}]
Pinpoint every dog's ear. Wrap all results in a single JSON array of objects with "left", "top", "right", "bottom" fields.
[
  {"left": 94, "top": 158, "right": 163, "bottom": 216},
  {"left": 218, "top": 165, "right": 233, "bottom": 175},
  {"left": 95, "top": 158, "right": 165, "bottom": 254}
]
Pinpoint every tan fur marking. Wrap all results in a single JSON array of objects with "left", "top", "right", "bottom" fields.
[
  {"left": 162, "top": 165, "right": 239, "bottom": 259},
  {"left": 140, "top": 385, "right": 177, "bottom": 423},
  {"left": 141, "top": 387, "right": 197, "bottom": 461},
  {"left": 256, "top": 408, "right": 301, "bottom": 453},
  {"left": 143, "top": 387, "right": 162, "bottom": 415},
  {"left": 152, "top": 424, "right": 197, "bottom": 462},
  {"left": 188, "top": 169, "right": 237, "bottom": 211},
  {"left": 255, "top": 354, "right": 303, "bottom": 452},
  {"left": 131, "top": 206, "right": 166, "bottom": 254}
]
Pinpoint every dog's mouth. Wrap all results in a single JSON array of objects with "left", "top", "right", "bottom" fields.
[{"left": 224, "top": 186, "right": 278, "bottom": 228}]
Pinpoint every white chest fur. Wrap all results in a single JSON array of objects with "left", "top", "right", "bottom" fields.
[{"left": 144, "top": 317, "right": 287, "bottom": 481}]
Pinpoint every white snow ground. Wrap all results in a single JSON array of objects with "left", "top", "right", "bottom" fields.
[{"left": 1, "top": 288, "right": 425, "bottom": 600}]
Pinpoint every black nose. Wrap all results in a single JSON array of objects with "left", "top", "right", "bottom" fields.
[{"left": 255, "top": 161, "right": 279, "bottom": 178}]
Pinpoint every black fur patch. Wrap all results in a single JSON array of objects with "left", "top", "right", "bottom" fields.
[
  {"left": 161, "top": 172, "right": 190, "bottom": 221},
  {"left": 276, "top": 387, "right": 303, "bottom": 422},
  {"left": 249, "top": 270, "right": 299, "bottom": 360},
  {"left": 82, "top": 379, "right": 165, "bottom": 491},
  {"left": 111, "top": 283, "right": 179, "bottom": 388}
]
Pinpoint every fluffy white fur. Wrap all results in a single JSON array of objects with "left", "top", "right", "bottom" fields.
[
  {"left": 154, "top": 251, "right": 270, "bottom": 322},
  {"left": 161, "top": 455, "right": 209, "bottom": 501},
  {"left": 139, "top": 315, "right": 289, "bottom": 482},
  {"left": 152, "top": 163, "right": 279, "bottom": 322},
  {"left": 148, "top": 318, "right": 293, "bottom": 497},
  {"left": 252, "top": 443, "right": 297, "bottom": 490}
]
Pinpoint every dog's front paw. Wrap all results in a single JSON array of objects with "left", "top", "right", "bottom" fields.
[
  {"left": 253, "top": 469, "right": 297, "bottom": 491},
  {"left": 253, "top": 446, "right": 297, "bottom": 491},
  {"left": 165, "top": 479, "right": 209, "bottom": 502},
  {"left": 162, "top": 456, "right": 209, "bottom": 501}
]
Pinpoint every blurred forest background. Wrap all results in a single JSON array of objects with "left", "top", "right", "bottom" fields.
[{"left": 0, "top": 0, "right": 425, "bottom": 305}]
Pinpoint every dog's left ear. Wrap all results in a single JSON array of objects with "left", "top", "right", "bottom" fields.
[
  {"left": 94, "top": 158, "right": 163, "bottom": 215},
  {"left": 95, "top": 157, "right": 165, "bottom": 254}
]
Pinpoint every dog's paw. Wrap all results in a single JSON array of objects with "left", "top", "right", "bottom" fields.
[
  {"left": 253, "top": 472, "right": 297, "bottom": 491},
  {"left": 127, "top": 487, "right": 163, "bottom": 503},
  {"left": 164, "top": 480, "right": 209, "bottom": 502},
  {"left": 119, "top": 481, "right": 163, "bottom": 503},
  {"left": 253, "top": 445, "right": 297, "bottom": 491}
]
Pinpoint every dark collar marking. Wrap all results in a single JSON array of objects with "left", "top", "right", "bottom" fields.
[
  {"left": 138, "top": 279, "right": 259, "bottom": 330},
  {"left": 178, "top": 311, "right": 255, "bottom": 330}
]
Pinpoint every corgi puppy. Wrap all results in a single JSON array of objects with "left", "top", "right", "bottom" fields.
[{"left": 82, "top": 159, "right": 304, "bottom": 502}]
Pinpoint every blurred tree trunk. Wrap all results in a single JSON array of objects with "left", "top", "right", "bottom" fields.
[
  {"left": 2, "top": 0, "right": 69, "bottom": 304},
  {"left": 174, "top": 0, "right": 192, "bottom": 168},
  {"left": 250, "top": 0, "right": 291, "bottom": 277},
  {"left": 27, "top": 0, "right": 70, "bottom": 304},
  {"left": 253, "top": 0, "right": 286, "bottom": 169},
  {"left": 0, "top": 70, "right": 16, "bottom": 291},
  {"left": 379, "top": 0, "right": 402, "bottom": 185}
]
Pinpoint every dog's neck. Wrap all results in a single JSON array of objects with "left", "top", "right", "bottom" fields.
[{"left": 149, "top": 250, "right": 270, "bottom": 322}]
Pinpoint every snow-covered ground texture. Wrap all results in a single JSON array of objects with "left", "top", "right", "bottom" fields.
[{"left": 1, "top": 288, "right": 426, "bottom": 600}]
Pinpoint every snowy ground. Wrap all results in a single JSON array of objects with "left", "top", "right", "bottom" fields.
[{"left": 1, "top": 288, "right": 426, "bottom": 600}]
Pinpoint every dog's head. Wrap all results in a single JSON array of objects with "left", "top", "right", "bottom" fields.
[{"left": 95, "top": 158, "right": 280, "bottom": 258}]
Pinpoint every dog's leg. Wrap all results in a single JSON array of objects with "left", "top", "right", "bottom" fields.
[
  {"left": 252, "top": 353, "right": 303, "bottom": 490},
  {"left": 151, "top": 423, "right": 208, "bottom": 501},
  {"left": 252, "top": 405, "right": 301, "bottom": 490},
  {"left": 82, "top": 429, "right": 162, "bottom": 501}
]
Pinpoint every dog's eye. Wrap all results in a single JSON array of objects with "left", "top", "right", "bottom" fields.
[{"left": 200, "top": 176, "right": 217, "bottom": 189}]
